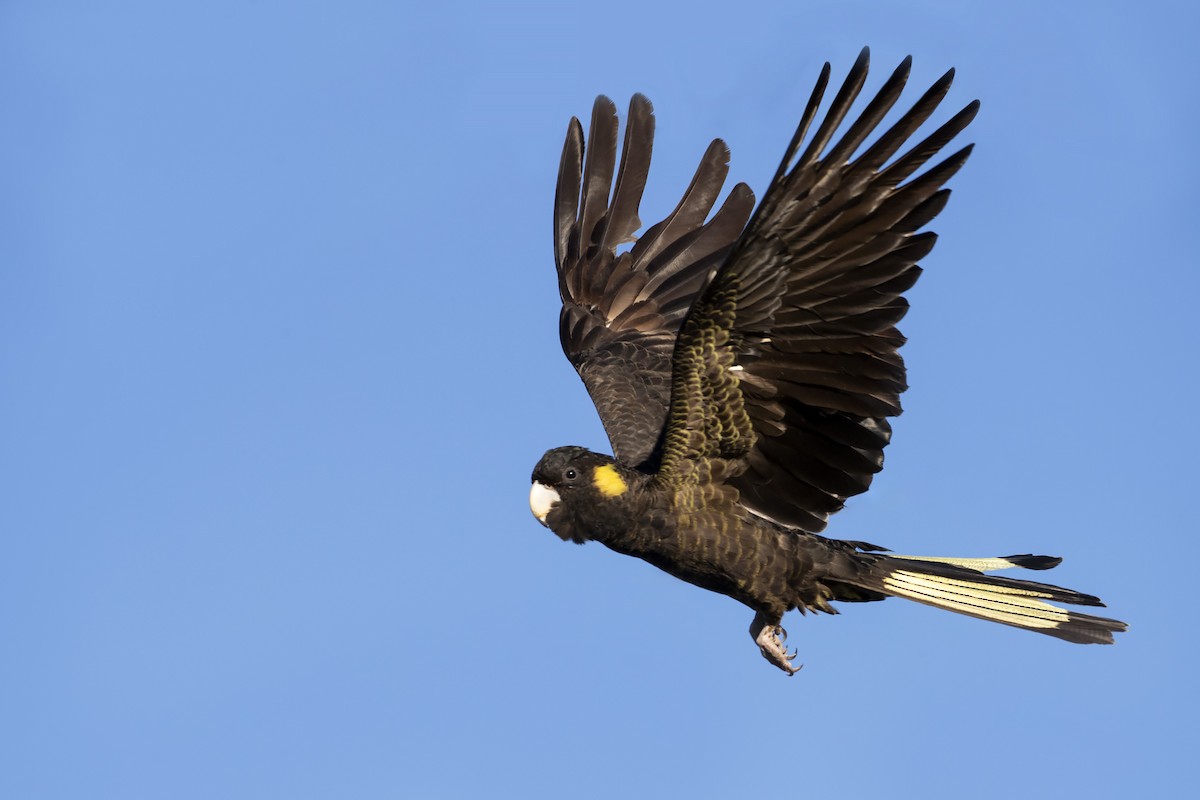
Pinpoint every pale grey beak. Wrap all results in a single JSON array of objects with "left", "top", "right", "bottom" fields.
[{"left": 529, "top": 481, "right": 560, "bottom": 526}]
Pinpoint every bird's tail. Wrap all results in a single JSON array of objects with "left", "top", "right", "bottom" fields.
[{"left": 852, "top": 553, "right": 1127, "bottom": 644}]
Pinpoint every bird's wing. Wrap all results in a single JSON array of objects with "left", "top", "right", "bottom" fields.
[
  {"left": 555, "top": 95, "right": 755, "bottom": 470},
  {"left": 655, "top": 49, "right": 979, "bottom": 532}
]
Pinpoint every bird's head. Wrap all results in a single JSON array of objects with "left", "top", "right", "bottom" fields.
[{"left": 530, "top": 446, "right": 636, "bottom": 544}]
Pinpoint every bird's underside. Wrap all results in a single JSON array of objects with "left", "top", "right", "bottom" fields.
[{"left": 529, "top": 49, "right": 1127, "bottom": 674}]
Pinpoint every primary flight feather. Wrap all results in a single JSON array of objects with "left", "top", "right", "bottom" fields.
[{"left": 530, "top": 48, "right": 1126, "bottom": 674}]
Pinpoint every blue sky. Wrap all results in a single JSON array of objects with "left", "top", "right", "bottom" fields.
[{"left": 2, "top": 1, "right": 1196, "bottom": 797}]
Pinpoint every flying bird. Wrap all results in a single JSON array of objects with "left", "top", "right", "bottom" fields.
[{"left": 529, "top": 49, "right": 1126, "bottom": 674}]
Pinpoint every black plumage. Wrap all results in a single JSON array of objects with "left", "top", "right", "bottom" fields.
[{"left": 530, "top": 49, "right": 1126, "bottom": 674}]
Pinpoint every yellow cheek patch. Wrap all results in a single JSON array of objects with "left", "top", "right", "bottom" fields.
[{"left": 592, "top": 464, "right": 628, "bottom": 497}]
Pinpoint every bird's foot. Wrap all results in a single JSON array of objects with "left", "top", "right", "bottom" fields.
[{"left": 750, "top": 613, "right": 802, "bottom": 675}]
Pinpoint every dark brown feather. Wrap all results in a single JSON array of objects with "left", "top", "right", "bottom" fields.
[
  {"left": 649, "top": 48, "right": 977, "bottom": 534},
  {"left": 555, "top": 96, "right": 754, "bottom": 468}
]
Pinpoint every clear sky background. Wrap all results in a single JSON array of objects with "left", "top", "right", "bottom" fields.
[{"left": 2, "top": 1, "right": 1196, "bottom": 797}]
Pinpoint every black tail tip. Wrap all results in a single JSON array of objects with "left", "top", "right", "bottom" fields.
[{"left": 1003, "top": 554, "right": 1063, "bottom": 571}]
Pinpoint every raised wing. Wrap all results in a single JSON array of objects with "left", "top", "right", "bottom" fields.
[
  {"left": 656, "top": 49, "right": 979, "bottom": 532},
  {"left": 555, "top": 95, "right": 754, "bottom": 470}
]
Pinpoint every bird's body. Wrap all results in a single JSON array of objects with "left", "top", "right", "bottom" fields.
[
  {"left": 529, "top": 50, "right": 1126, "bottom": 673},
  {"left": 535, "top": 447, "right": 866, "bottom": 613}
]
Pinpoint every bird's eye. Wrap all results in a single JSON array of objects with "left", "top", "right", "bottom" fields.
[{"left": 565, "top": 468, "right": 577, "bottom": 481}]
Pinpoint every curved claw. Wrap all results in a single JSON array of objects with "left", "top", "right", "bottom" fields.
[{"left": 750, "top": 617, "right": 802, "bottom": 674}]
